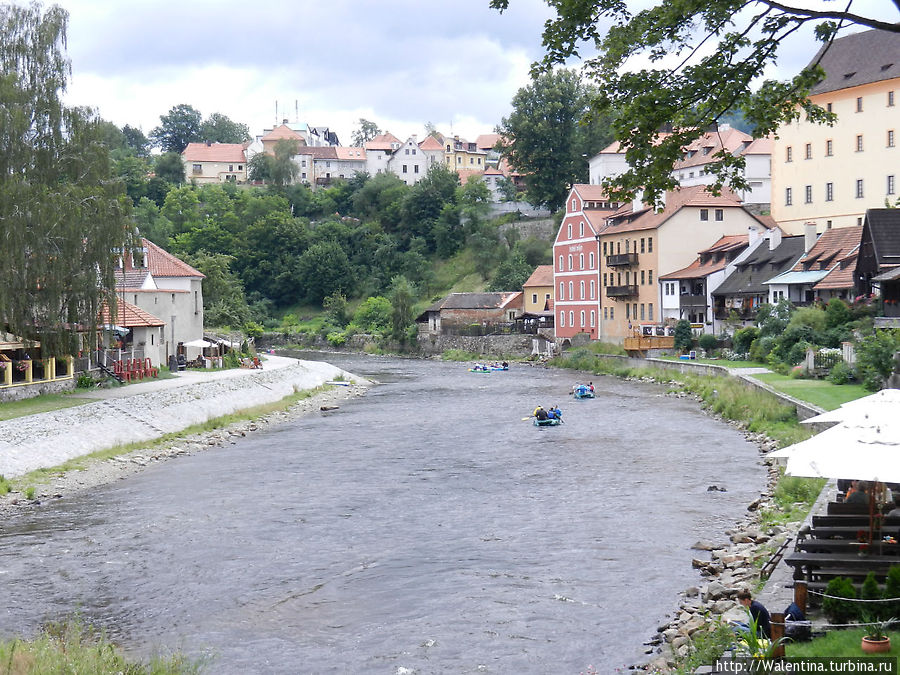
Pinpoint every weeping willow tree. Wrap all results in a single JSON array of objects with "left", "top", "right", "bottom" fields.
[{"left": 0, "top": 3, "right": 134, "bottom": 357}]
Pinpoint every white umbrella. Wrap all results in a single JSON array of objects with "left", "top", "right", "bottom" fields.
[
  {"left": 183, "top": 339, "right": 212, "bottom": 348},
  {"left": 801, "top": 389, "right": 900, "bottom": 425}
]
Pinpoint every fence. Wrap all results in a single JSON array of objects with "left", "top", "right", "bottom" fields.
[{"left": 73, "top": 348, "right": 146, "bottom": 374}]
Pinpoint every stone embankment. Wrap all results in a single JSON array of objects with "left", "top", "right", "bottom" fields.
[{"left": 0, "top": 355, "right": 369, "bottom": 482}]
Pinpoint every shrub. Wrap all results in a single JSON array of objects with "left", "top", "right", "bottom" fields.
[
  {"left": 823, "top": 577, "right": 858, "bottom": 624},
  {"left": 326, "top": 331, "right": 346, "bottom": 347},
  {"left": 750, "top": 335, "right": 776, "bottom": 362},
  {"left": 883, "top": 566, "right": 900, "bottom": 620},
  {"left": 732, "top": 326, "right": 759, "bottom": 355},
  {"left": 242, "top": 321, "right": 264, "bottom": 339},
  {"left": 856, "top": 330, "right": 900, "bottom": 391},
  {"left": 698, "top": 333, "right": 719, "bottom": 353},
  {"left": 25, "top": 486, "right": 34, "bottom": 500},
  {"left": 0, "top": 476, "right": 9, "bottom": 496},
  {"left": 75, "top": 373, "right": 95, "bottom": 389},
  {"left": 827, "top": 360, "right": 855, "bottom": 385},
  {"left": 674, "top": 319, "right": 693, "bottom": 353},
  {"left": 825, "top": 298, "right": 852, "bottom": 329}
]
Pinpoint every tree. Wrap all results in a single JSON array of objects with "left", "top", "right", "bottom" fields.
[
  {"left": 122, "top": 125, "right": 150, "bottom": 157},
  {"left": 248, "top": 153, "right": 273, "bottom": 183},
  {"left": 488, "top": 250, "right": 533, "bottom": 291},
  {"left": 496, "top": 69, "right": 611, "bottom": 210},
  {"left": 491, "top": 0, "right": 899, "bottom": 208},
  {"left": 389, "top": 275, "right": 417, "bottom": 343},
  {"left": 673, "top": 319, "right": 694, "bottom": 353},
  {"left": 296, "top": 241, "right": 352, "bottom": 303},
  {"left": 271, "top": 139, "right": 300, "bottom": 186},
  {"left": 0, "top": 4, "right": 134, "bottom": 355},
  {"left": 150, "top": 104, "right": 202, "bottom": 153},
  {"left": 351, "top": 118, "right": 381, "bottom": 147},
  {"left": 154, "top": 152, "right": 186, "bottom": 184},
  {"left": 200, "top": 112, "right": 250, "bottom": 144}
]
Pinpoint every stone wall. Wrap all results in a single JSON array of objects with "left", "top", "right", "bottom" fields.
[
  {"left": 416, "top": 333, "right": 533, "bottom": 357},
  {"left": 0, "top": 378, "right": 75, "bottom": 403},
  {"left": 498, "top": 218, "right": 557, "bottom": 242}
]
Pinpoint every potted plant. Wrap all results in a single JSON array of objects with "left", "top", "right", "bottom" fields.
[
  {"left": 862, "top": 617, "right": 894, "bottom": 653},
  {"left": 734, "top": 609, "right": 790, "bottom": 661}
]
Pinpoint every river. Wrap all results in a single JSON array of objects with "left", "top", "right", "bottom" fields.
[{"left": 0, "top": 354, "right": 766, "bottom": 673}]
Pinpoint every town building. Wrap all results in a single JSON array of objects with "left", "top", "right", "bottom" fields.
[
  {"left": 857, "top": 208, "right": 900, "bottom": 327},
  {"left": 771, "top": 28, "right": 900, "bottom": 233},
  {"left": 182, "top": 142, "right": 248, "bottom": 184},
  {"left": 415, "top": 292, "right": 523, "bottom": 334}
]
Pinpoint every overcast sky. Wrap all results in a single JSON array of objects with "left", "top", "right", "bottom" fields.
[{"left": 27, "top": 0, "right": 900, "bottom": 146}]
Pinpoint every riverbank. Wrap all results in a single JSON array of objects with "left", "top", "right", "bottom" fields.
[{"left": 0, "top": 356, "right": 371, "bottom": 519}]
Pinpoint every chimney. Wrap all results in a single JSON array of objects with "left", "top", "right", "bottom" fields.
[
  {"left": 804, "top": 222, "right": 818, "bottom": 253},
  {"left": 768, "top": 226, "right": 783, "bottom": 251},
  {"left": 632, "top": 189, "right": 644, "bottom": 213},
  {"left": 748, "top": 223, "right": 762, "bottom": 248}
]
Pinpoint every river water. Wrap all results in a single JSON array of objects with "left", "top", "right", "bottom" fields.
[{"left": 0, "top": 354, "right": 766, "bottom": 674}]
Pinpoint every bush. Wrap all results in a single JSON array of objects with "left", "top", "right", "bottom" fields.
[
  {"left": 827, "top": 360, "right": 855, "bottom": 385},
  {"left": 856, "top": 330, "right": 900, "bottom": 391},
  {"left": 326, "top": 331, "right": 346, "bottom": 347},
  {"left": 674, "top": 319, "right": 693, "bottom": 353},
  {"left": 750, "top": 335, "right": 776, "bottom": 362},
  {"left": 242, "top": 321, "right": 264, "bottom": 339},
  {"left": 883, "top": 566, "right": 900, "bottom": 620},
  {"left": 823, "top": 577, "right": 858, "bottom": 624},
  {"left": 75, "top": 373, "right": 95, "bottom": 389},
  {"left": 732, "top": 326, "right": 759, "bottom": 355},
  {"left": 698, "top": 333, "right": 719, "bottom": 353}
]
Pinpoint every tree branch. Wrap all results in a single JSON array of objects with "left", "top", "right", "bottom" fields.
[{"left": 754, "top": 0, "right": 900, "bottom": 33}]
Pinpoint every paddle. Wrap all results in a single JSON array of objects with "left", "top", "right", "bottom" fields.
[{"left": 521, "top": 416, "right": 534, "bottom": 421}]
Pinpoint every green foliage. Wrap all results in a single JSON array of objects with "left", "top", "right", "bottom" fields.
[
  {"left": 856, "top": 330, "right": 900, "bottom": 391},
  {"left": 496, "top": 68, "right": 613, "bottom": 210},
  {"left": 75, "top": 374, "right": 95, "bottom": 389},
  {"left": 326, "top": 331, "right": 347, "bottom": 347},
  {"left": 24, "top": 486, "right": 35, "bottom": 500},
  {"left": 351, "top": 118, "right": 381, "bottom": 147},
  {"left": 0, "top": 3, "right": 135, "bottom": 357},
  {"left": 242, "top": 321, "right": 263, "bottom": 339},
  {"left": 673, "top": 319, "right": 693, "bottom": 353},
  {"left": 323, "top": 291, "right": 350, "bottom": 328},
  {"left": 388, "top": 275, "right": 417, "bottom": 343},
  {"left": 352, "top": 296, "right": 392, "bottom": 335},
  {"left": 0, "top": 475, "right": 9, "bottom": 496},
  {"left": 862, "top": 572, "right": 882, "bottom": 603},
  {"left": 488, "top": 250, "right": 533, "bottom": 292},
  {"left": 827, "top": 360, "right": 854, "bottom": 385},
  {"left": 772, "top": 474, "right": 826, "bottom": 511},
  {"left": 150, "top": 103, "right": 203, "bottom": 153},
  {"left": 698, "top": 333, "right": 718, "bottom": 353},
  {"left": 825, "top": 298, "right": 852, "bottom": 329},
  {"left": 883, "top": 566, "right": 900, "bottom": 621},
  {"left": 822, "top": 577, "right": 858, "bottom": 624},
  {"left": 199, "top": 112, "right": 250, "bottom": 144},
  {"left": 296, "top": 241, "right": 352, "bottom": 303},
  {"left": 732, "top": 326, "right": 759, "bottom": 355},
  {"left": 758, "top": 300, "right": 793, "bottom": 337}
]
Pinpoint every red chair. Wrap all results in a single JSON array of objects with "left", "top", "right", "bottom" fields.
[
  {"left": 113, "top": 360, "right": 132, "bottom": 382},
  {"left": 144, "top": 358, "right": 158, "bottom": 378},
  {"left": 128, "top": 359, "right": 144, "bottom": 380}
]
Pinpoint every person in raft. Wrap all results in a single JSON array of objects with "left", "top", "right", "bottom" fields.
[
  {"left": 588, "top": 382, "right": 594, "bottom": 392},
  {"left": 533, "top": 406, "right": 548, "bottom": 421},
  {"left": 547, "top": 406, "right": 561, "bottom": 420},
  {"left": 735, "top": 590, "right": 771, "bottom": 639}
]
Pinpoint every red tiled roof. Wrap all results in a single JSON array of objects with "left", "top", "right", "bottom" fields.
[
  {"left": 659, "top": 257, "right": 728, "bottom": 280},
  {"left": 456, "top": 168, "right": 484, "bottom": 184},
  {"left": 298, "top": 146, "right": 338, "bottom": 160},
  {"left": 674, "top": 127, "right": 753, "bottom": 170},
  {"left": 790, "top": 226, "right": 863, "bottom": 273},
  {"left": 572, "top": 184, "right": 612, "bottom": 201},
  {"left": 334, "top": 147, "right": 366, "bottom": 160},
  {"left": 483, "top": 166, "right": 504, "bottom": 176},
  {"left": 418, "top": 135, "right": 443, "bottom": 151},
  {"left": 100, "top": 300, "right": 165, "bottom": 328},
  {"left": 815, "top": 260, "right": 857, "bottom": 290},
  {"left": 144, "top": 238, "right": 205, "bottom": 278},
  {"left": 523, "top": 265, "right": 554, "bottom": 287},
  {"left": 261, "top": 124, "right": 303, "bottom": 142},
  {"left": 598, "top": 185, "right": 743, "bottom": 235},
  {"left": 475, "top": 133, "right": 501, "bottom": 150},
  {"left": 365, "top": 132, "right": 402, "bottom": 150},
  {"left": 182, "top": 142, "right": 246, "bottom": 162},
  {"left": 742, "top": 136, "right": 774, "bottom": 155}
]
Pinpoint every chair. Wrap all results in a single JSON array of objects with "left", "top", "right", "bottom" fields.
[
  {"left": 143, "top": 358, "right": 158, "bottom": 378},
  {"left": 128, "top": 358, "right": 144, "bottom": 380},
  {"left": 113, "top": 359, "right": 132, "bottom": 382}
]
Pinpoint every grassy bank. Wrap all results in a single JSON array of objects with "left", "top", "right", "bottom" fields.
[
  {"left": 751, "top": 372, "right": 869, "bottom": 411},
  {"left": 0, "top": 618, "right": 202, "bottom": 674},
  {"left": 0, "top": 394, "right": 90, "bottom": 422}
]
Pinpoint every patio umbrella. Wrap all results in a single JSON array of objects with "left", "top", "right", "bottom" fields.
[{"left": 183, "top": 339, "right": 212, "bottom": 348}]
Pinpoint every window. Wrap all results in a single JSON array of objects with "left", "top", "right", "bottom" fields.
[
  {"left": 590, "top": 310, "right": 596, "bottom": 327},
  {"left": 617, "top": 241, "right": 621, "bottom": 254},
  {"left": 531, "top": 293, "right": 538, "bottom": 304},
  {"left": 558, "top": 255, "right": 564, "bottom": 271},
  {"left": 567, "top": 224, "right": 572, "bottom": 239},
  {"left": 826, "top": 139, "right": 833, "bottom": 156},
  {"left": 640, "top": 304, "right": 645, "bottom": 320},
  {"left": 626, "top": 304, "right": 630, "bottom": 320},
  {"left": 470, "top": 157, "right": 474, "bottom": 165},
  {"left": 632, "top": 303, "right": 638, "bottom": 319},
  {"left": 889, "top": 130, "right": 895, "bottom": 148},
  {"left": 889, "top": 175, "right": 896, "bottom": 196},
  {"left": 301, "top": 159, "right": 307, "bottom": 167},
  {"left": 648, "top": 270, "right": 653, "bottom": 285},
  {"left": 648, "top": 303, "right": 653, "bottom": 320},
  {"left": 192, "top": 163, "right": 202, "bottom": 174},
  {"left": 890, "top": 91, "right": 896, "bottom": 107},
  {"left": 826, "top": 182, "right": 834, "bottom": 201},
  {"left": 603, "top": 273, "right": 607, "bottom": 286},
  {"left": 805, "top": 185, "right": 813, "bottom": 204},
  {"left": 856, "top": 179, "right": 864, "bottom": 198},
  {"left": 569, "top": 311, "right": 574, "bottom": 326},
  {"left": 625, "top": 239, "right": 630, "bottom": 253},
  {"left": 786, "top": 146, "right": 793, "bottom": 162},
  {"left": 700, "top": 209, "right": 709, "bottom": 221},
  {"left": 579, "top": 253, "right": 584, "bottom": 269},
  {"left": 604, "top": 307, "right": 608, "bottom": 319},
  {"left": 238, "top": 165, "right": 243, "bottom": 170},
  {"left": 715, "top": 209, "right": 723, "bottom": 221},
  {"left": 580, "top": 311, "right": 585, "bottom": 328},
  {"left": 609, "top": 306, "right": 614, "bottom": 320},
  {"left": 405, "top": 149, "right": 409, "bottom": 155},
  {"left": 826, "top": 102, "right": 832, "bottom": 112},
  {"left": 414, "top": 165, "right": 419, "bottom": 173},
  {"left": 559, "top": 282, "right": 564, "bottom": 299},
  {"left": 648, "top": 238, "right": 653, "bottom": 253},
  {"left": 805, "top": 143, "right": 812, "bottom": 159},
  {"left": 402, "top": 165, "right": 408, "bottom": 173},
  {"left": 856, "top": 135, "right": 864, "bottom": 152},
  {"left": 568, "top": 254, "right": 573, "bottom": 270},
  {"left": 640, "top": 238, "right": 645, "bottom": 253},
  {"left": 301, "top": 172, "right": 307, "bottom": 179},
  {"left": 857, "top": 96, "right": 863, "bottom": 112},
  {"left": 580, "top": 280, "right": 585, "bottom": 299},
  {"left": 560, "top": 311, "right": 565, "bottom": 327},
  {"left": 412, "top": 149, "right": 416, "bottom": 155},
  {"left": 228, "top": 164, "right": 234, "bottom": 172},
  {"left": 571, "top": 198, "right": 576, "bottom": 211},
  {"left": 641, "top": 270, "right": 645, "bottom": 285},
  {"left": 579, "top": 222, "right": 584, "bottom": 237},
  {"left": 590, "top": 280, "right": 595, "bottom": 299},
  {"left": 589, "top": 252, "right": 595, "bottom": 268},
  {"left": 568, "top": 281, "right": 573, "bottom": 299},
  {"left": 603, "top": 242, "right": 608, "bottom": 256},
  {"left": 785, "top": 187, "right": 793, "bottom": 206}
]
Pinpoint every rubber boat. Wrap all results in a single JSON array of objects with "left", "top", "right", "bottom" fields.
[
  {"left": 573, "top": 384, "right": 595, "bottom": 399},
  {"left": 468, "top": 367, "right": 490, "bottom": 373},
  {"left": 533, "top": 417, "right": 561, "bottom": 427},
  {"left": 490, "top": 365, "right": 508, "bottom": 371}
]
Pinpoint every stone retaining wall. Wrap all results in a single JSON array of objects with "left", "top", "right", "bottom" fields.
[
  {"left": 0, "top": 377, "right": 75, "bottom": 403},
  {"left": 416, "top": 333, "right": 533, "bottom": 357}
]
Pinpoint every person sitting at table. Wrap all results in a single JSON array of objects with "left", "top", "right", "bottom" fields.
[
  {"left": 844, "top": 479, "right": 861, "bottom": 501},
  {"left": 846, "top": 481, "right": 870, "bottom": 505}
]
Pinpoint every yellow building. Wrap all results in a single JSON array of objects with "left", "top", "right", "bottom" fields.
[
  {"left": 441, "top": 135, "right": 487, "bottom": 172},
  {"left": 522, "top": 265, "right": 554, "bottom": 313},
  {"left": 772, "top": 29, "right": 899, "bottom": 234}
]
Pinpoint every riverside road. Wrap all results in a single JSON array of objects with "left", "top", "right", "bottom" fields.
[{"left": 0, "top": 354, "right": 766, "bottom": 673}]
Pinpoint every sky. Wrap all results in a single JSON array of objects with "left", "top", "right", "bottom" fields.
[{"left": 23, "top": 0, "right": 900, "bottom": 146}]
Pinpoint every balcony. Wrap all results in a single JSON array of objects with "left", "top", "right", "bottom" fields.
[
  {"left": 606, "top": 284, "right": 639, "bottom": 298},
  {"left": 606, "top": 253, "right": 639, "bottom": 267},
  {"left": 679, "top": 293, "right": 707, "bottom": 308}
]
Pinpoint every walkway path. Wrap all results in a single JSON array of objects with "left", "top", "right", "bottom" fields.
[{"left": 0, "top": 355, "right": 366, "bottom": 478}]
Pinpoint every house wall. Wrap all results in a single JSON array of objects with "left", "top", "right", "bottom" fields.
[
  {"left": 126, "top": 278, "right": 203, "bottom": 361},
  {"left": 523, "top": 284, "right": 553, "bottom": 314},
  {"left": 554, "top": 192, "right": 601, "bottom": 340},
  {"left": 388, "top": 138, "right": 429, "bottom": 185},
  {"left": 185, "top": 159, "right": 247, "bottom": 184},
  {"left": 588, "top": 151, "right": 628, "bottom": 186},
  {"left": 772, "top": 78, "right": 899, "bottom": 233},
  {"left": 741, "top": 153, "right": 772, "bottom": 204},
  {"left": 598, "top": 232, "right": 658, "bottom": 343}
]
